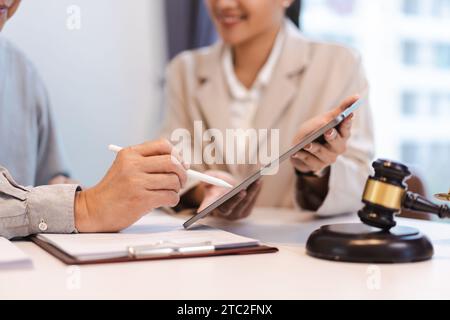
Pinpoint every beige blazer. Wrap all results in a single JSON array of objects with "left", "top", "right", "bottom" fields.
[{"left": 161, "top": 21, "right": 375, "bottom": 216}]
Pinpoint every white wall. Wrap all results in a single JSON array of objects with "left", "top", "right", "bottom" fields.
[{"left": 3, "top": 0, "right": 167, "bottom": 186}]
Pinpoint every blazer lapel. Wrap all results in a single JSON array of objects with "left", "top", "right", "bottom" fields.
[
  {"left": 251, "top": 22, "right": 311, "bottom": 163},
  {"left": 195, "top": 51, "right": 231, "bottom": 134},
  {"left": 253, "top": 22, "right": 311, "bottom": 132},
  {"left": 195, "top": 43, "right": 234, "bottom": 171}
]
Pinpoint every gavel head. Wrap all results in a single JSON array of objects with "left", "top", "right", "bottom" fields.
[{"left": 358, "top": 159, "right": 411, "bottom": 230}]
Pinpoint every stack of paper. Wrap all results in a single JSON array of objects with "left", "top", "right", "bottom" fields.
[{"left": 36, "top": 212, "right": 260, "bottom": 262}]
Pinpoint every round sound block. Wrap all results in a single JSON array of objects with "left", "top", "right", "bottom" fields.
[{"left": 306, "top": 223, "right": 434, "bottom": 263}]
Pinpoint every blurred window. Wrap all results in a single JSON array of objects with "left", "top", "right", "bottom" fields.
[{"left": 302, "top": 0, "right": 450, "bottom": 195}]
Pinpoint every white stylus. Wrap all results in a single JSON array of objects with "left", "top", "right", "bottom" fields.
[{"left": 108, "top": 144, "right": 233, "bottom": 189}]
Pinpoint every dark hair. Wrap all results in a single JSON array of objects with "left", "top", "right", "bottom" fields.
[{"left": 286, "top": 0, "right": 301, "bottom": 29}]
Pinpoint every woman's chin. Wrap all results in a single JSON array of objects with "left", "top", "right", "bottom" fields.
[{"left": 220, "top": 34, "right": 250, "bottom": 47}]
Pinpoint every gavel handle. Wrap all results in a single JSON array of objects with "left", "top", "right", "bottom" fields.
[{"left": 403, "top": 192, "right": 450, "bottom": 219}]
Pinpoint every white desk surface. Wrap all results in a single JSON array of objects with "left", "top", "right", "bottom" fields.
[{"left": 2, "top": 208, "right": 450, "bottom": 300}]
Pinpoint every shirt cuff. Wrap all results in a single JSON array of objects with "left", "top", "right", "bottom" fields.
[{"left": 27, "top": 184, "right": 79, "bottom": 235}]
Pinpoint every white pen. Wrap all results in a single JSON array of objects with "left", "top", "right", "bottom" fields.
[{"left": 108, "top": 144, "right": 233, "bottom": 189}]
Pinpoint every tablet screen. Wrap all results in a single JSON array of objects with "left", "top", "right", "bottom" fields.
[{"left": 183, "top": 99, "right": 364, "bottom": 229}]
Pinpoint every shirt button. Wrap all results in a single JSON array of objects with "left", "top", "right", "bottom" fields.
[{"left": 39, "top": 219, "right": 48, "bottom": 232}]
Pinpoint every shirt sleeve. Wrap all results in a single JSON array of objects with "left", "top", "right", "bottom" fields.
[
  {"left": 295, "top": 53, "right": 375, "bottom": 216},
  {"left": 315, "top": 57, "right": 374, "bottom": 217},
  {"left": 0, "top": 167, "right": 78, "bottom": 240}
]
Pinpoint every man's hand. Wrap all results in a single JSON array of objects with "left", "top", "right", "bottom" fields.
[
  {"left": 74, "top": 139, "right": 188, "bottom": 233},
  {"left": 197, "top": 171, "right": 262, "bottom": 221}
]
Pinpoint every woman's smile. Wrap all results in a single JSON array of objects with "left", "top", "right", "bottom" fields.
[
  {"left": 215, "top": 10, "right": 248, "bottom": 28},
  {"left": 0, "top": 5, "right": 8, "bottom": 17},
  {"left": 0, "top": 0, "right": 18, "bottom": 30}
]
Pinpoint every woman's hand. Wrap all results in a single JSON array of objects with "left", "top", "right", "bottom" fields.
[
  {"left": 197, "top": 171, "right": 262, "bottom": 221},
  {"left": 290, "top": 95, "right": 358, "bottom": 175}
]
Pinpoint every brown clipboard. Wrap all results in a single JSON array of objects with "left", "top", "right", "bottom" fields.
[{"left": 31, "top": 236, "right": 278, "bottom": 266}]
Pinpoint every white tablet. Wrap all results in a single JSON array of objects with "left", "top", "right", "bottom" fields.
[{"left": 183, "top": 99, "right": 364, "bottom": 229}]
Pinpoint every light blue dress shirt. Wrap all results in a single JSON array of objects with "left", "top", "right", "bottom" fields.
[
  {"left": 0, "top": 35, "right": 69, "bottom": 187},
  {"left": 0, "top": 35, "right": 77, "bottom": 239}
]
